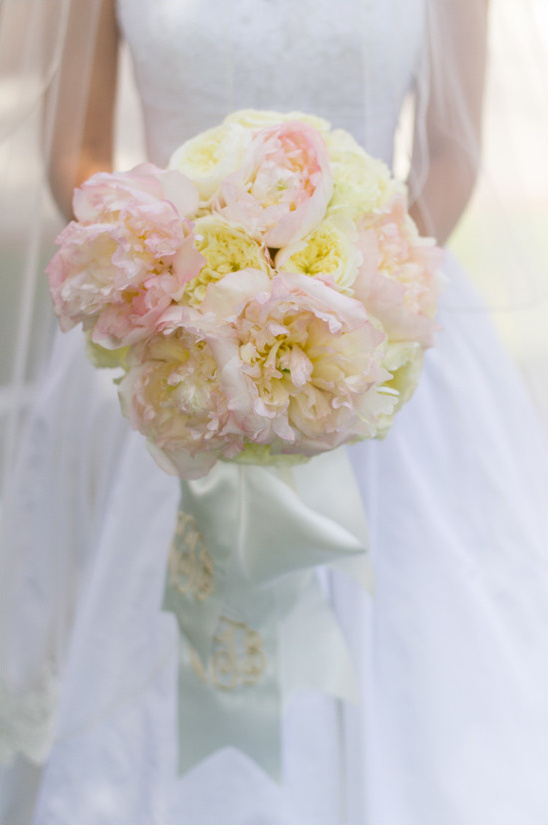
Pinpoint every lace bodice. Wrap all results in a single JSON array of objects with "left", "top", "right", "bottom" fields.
[{"left": 116, "top": 0, "right": 426, "bottom": 167}]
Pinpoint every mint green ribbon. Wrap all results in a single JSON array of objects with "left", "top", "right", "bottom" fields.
[{"left": 162, "top": 448, "right": 371, "bottom": 779}]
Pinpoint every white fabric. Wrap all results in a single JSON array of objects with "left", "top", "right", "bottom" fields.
[
  {"left": 1, "top": 1, "right": 547, "bottom": 824},
  {"left": 117, "top": 0, "right": 426, "bottom": 167}
]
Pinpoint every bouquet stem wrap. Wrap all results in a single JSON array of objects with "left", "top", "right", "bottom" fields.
[{"left": 162, "top": 448, "right": 372, "bottom": 778}]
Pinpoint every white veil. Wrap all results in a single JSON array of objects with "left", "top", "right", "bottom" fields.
[
  {"left": 446, "top": 2, "right": 548, "bottom": 419},
  {"left": 0, "top": 1, "right": 100, "bottom": 494},
  {"left": 415, "top": 1, "right": 548, "bottom": 423}
]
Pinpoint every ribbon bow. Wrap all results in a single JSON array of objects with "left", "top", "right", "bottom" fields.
[{"left": 163, "top": 447, "right": 371, "bottom": 779}]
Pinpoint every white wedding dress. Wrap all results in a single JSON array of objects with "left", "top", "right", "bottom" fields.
[{"left": 1, "top": 2, "right": 547, "bottom": 824}]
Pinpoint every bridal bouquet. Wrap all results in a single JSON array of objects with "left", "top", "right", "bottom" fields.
[
  {"left": 47, "top": 110, "right": 444, "bottom": 777},
  {"left": 47, "top": 110, "right": 443, "bottom": 479}
]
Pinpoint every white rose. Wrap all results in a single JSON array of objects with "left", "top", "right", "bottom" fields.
[
  {"left": 326, "top": 130, "right": 405, "bottom": 219},
  {"left": 276, "top": 215, "right": 362, "bottom": 294},
  {"left": 169, "top": 122, "right": 249, "bottom": 202}
]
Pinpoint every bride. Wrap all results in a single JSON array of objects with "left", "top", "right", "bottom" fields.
[{"left": 1, "top": 2, "right": 547, "bottom": 824}]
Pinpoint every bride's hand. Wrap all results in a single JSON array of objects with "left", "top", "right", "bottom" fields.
[
  {"left": 409, "top": 0, "right": 489, "bottom": 245},
  {"left": 46, "top": 0, "right": 119, "bottom": 221}
]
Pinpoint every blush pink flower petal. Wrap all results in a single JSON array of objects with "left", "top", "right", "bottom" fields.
[
  {"left": 195, "top": 270, "right": 389, "bottom": 454},
  {"left": 73, "top": 163, "right": 199, "bottom": 223},
  {"left": 354, "top": 195, "right": 444, "bottom": 346},
  {"left": 215, "top": 121, "right": 333, "bottom": 250},
  {"left": 48, "top": 164, "right": 204, "bottom": 348},
  {"left": 118, "top": 329, "right": 243, "bottom": 479}
]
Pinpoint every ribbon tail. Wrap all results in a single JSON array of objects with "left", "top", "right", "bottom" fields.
[
  {"left": 278, "top": 574, "right": 359, "bottom": 705},
  {"left": 175, "top": 601, "right": 283, "bottom": 781}
]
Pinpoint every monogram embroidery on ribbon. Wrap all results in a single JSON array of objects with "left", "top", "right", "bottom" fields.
[
  {"left": 169, "top": 511, "right": 215, "bottom": 601},
  {"left": 190, "top": 617, "right": 266, "bottom": 691}
]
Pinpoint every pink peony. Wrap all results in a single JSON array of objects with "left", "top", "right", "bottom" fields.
[
  {"left": 47, "top": 164, "right": 204, "bottom": 348},
  {"left": 118, "top": 328, "right": 243, "bottom": 479},
  {"left": 214, "top": 121, "right": 333, "bottom": 250},
  {"left": 195, "top": 269, "right": 395, "bottom": 454},
  {"left": 353, "top": 195, "right": 444, "bottom": 346},
  {"left": 72, "top": 163, "right": 199, "bottom": 224}
]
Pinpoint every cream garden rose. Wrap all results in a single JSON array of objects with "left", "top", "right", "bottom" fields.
[
  {"left": 182, "top": 215, "right": 272, "bottom": 307},
  {"left": 326, "top": 129, "right": 404, "bottom": 219},
  {"left": 275, "top": 215, "right": 362, "bottom": 294},
  {"left": 376, "top": 340, "right": 425, "bottom": 437},
  {"left": 169, "top": 122, "right": 249, "bottom": 203}
]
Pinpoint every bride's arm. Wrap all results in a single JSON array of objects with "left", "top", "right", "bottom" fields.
[
  {"left": 47, "top": 0, "right": 119, "bottom": 221},
  {"left": 409, "top": 0, "right": 489, "bottom": 246}
]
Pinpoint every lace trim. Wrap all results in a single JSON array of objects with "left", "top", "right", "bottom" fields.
[
  {"left": 189, "top": 617, "right": 266, "bottom": 691},
  {"left": 0, "top": 673, "right": 58, "bottom": 766}
]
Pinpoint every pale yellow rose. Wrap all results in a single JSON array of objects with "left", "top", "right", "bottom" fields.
[
  {"left": 326, "top": 129, "right": 404, "bottom": 219},
  {"left": 183, "top": 215, "right": 272, "bottom": 306},
  {"left": 169, "top": 122, "right": 249, "bottom": 202},
  {"left": 224, "top": 108, "right": 331, "bottom": 134},
  {"left": 376, "top": 341, "right": 424, "bottom": 437},
  {"left": 276, "top": 215, "right": 362, "bottom": 294}
]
